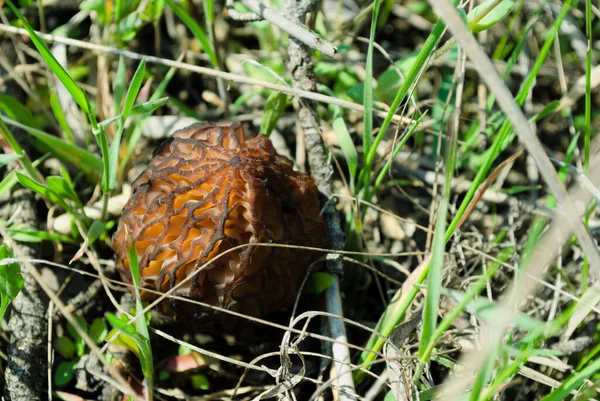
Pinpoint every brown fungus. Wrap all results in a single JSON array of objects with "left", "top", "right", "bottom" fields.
[{"left": 113, "top": 122, "right": 326, "bottom": 319}]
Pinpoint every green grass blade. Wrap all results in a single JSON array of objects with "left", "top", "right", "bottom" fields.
[
  {"left": 0, "top": 156, "right": 46, "bottom": 197},
  {"left": 49, "top": 93, "right": 75, "bottom": 144},
  {"left": 259, "top": 92, "right": 288, "bottom": 136},
  {"left": 469, "top": 341, "right": 501, "bottom": 401},
  {"left": 114, "top": 56, "right": 127, "bottom": 112},
  {"left": 357, "top": 0, "right": 564, "bottom": 378},
  {"left": 108, "top": 59, "right": 146, "bottom": 191},
  {"left": 359, "top": 0, "right": 459, "bottom": 196},
  {"left": 122, "top": 59, "right": 146, "bottom": 121},
  {"left": 539, "top": 356, "right": 600, "bottom": 401},
  {"left": 584, "top": 0, "right": 592, "bottom": 174},
  {"left": 2, "top": 115, "right": 103, "bottom": 174},
  {"left": 372, "top": 114, "right": 424, "bottom": 195},
  {"left": 165, "top": 0, "right": 217, "bottom": 67},
  {"left": 125, "top": 229, "right": 154, "bottom": 398},
  {"left": 0, "top": 115, "right": 43, "bottom": 181},
  {"left": 418, "top": 121, "right": 457, "bottom": 359},
  {"left": 446, "top": 0, "right": 572, "bottom": 242},
  {"left": 361, "top": 0, "right": 381, "bottom": 173},
  {"left": 5, "top": 0, "right": 91, "bottom": 115},
  {"left": 0, "top": 94, "right": 40, "bottom": 130},
  {"left": 332, "top": 108, "right": 358, "bottom": 192},
  {"left": 119, "top": 64, "right": 177, "bottom": 175}
]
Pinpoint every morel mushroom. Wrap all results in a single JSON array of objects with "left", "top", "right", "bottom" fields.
[{"left": 113, "top": 122, "right": 325, "bottom": 319}]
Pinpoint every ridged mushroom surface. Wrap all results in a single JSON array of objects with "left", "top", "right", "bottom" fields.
[{"left": 113, "top": 122, "right": 325, "bottom": 319}]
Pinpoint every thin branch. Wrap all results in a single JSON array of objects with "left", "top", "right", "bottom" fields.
[
  {"left": 282, "top": 0, "right": 356, "bottom": 397},
  {"left": 238, "top": 0, "right": 338, "bottom": 57}
]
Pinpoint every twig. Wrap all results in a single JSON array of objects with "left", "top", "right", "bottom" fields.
[
  {"left": 281, "top": 0, "right": 356, "bottom": 398},
  {"left": 0, "top": 23, "right": 422, "bottom": 129},
  {"left": 239, "top": 0, "right": 337, "bottom": 57}
]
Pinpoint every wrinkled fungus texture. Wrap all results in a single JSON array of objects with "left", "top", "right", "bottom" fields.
[{"left": 113, "top": 122, "right": 325, "bottom": 319}]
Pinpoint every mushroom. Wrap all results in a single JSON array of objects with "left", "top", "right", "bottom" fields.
[{"left": 112, "top": 122, "right": 326, "bottom": 319}]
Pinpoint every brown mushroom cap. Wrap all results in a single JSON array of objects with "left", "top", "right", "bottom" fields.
[{"left": 113, "top": 122, "right": 326, "bottom": 319}]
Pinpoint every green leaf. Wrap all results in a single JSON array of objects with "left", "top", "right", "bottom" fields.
[
  {"left": 54, "top": 361, "right": 77, "bottom": 387},
  {"left": 0, "top": 115, "right": 43, "bottom": 181},
  {"left": 259, "top": 92, "right": 287, "bottom": 136},
  {"left": 67, "top": 315, "right": 88, "bottom": 356},
  {"left": 362, "top": 0, "right": 381, "bottom": 161},
  {"left": 190, "top": 373, "right": 210, "bottom": 390},
  {"left": 105, "top": 314, "right": 140, "bottom": 356},
  {"left": 89, "top": 318, "right": 108, "bottom": 344},
  {"left": 107, "top": 233, "right": 153, "bottom": 379},
  {"left": 0, "top": 245, "right": 24, "bottom": 325},
  {"left": 20, "top": 125, "right": 103, "bottom": 173},
  {"left": 122, "top": 59, "right": 146, "bottom": 121},
  {"left": 373, "top": 53, "right": 418, "bottom": 102},
  {"left": 105, "top": 312, "right": 153, "bottom": 377},
  {"left": 87, "top": 221, "right": 106, "bottom": 247},
  {"left": 116, "top": 13, "right": 141, "bottom": 43},
  {"left": 46, "top": 176, "right": 79, "bottom": 206},
  {"left": 113, "top": 57, "right": 127, "bottom": 112},
  {"left": 304, "top": 272, "right": 334, "bottom": 294},
  {"left": 16, "top": 173, "right": 70, "bottom": 213},
  {"left": 130, "top": 97, "right": 169, "bottom": 115},
  {"left": 126, "top": 236, "right": 152, "bottom": 363},
  {"left": 49, "top": 93, "right": 75, "bottom": 144},
  {"left": 332, "top": 109, "right": 358, "bottom": 191},
  {"left": 5, "top": 224, "right": 75, "bottom": 243},
  {"left": 529, "top": 100, "right": 560, "bottom": 123},
  {"left": 54, "top": 336, "right": 76, "bottom": 359},
  {"left": 468, "top": 0, "right": 516, "bottom": 33},
  {"left": 142, "top": 0, "right": 166, "bottom": 22},
  {"left": 99, "top": 97, "right": 169, "bottom": 130},
  {"left": 0, "top": 95, "right": 40, "bottom": 130},
  {"left": 119, "top": 63, "right": 177, "bottom": 173},
  {"left": 5, "top": 1, "right": 91, "bottom": 115},
  {"left": 108, "top": 59, "right": 147, "bottom": 191},
  {"left": 0, "top": 171, "right": 18, "bottom": 198},
  {"left": 0, "top": 156, "right": 46, "bottom": 198},
  {"left": 384, "top": 391, "right": 396, "bottom": 401}
]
